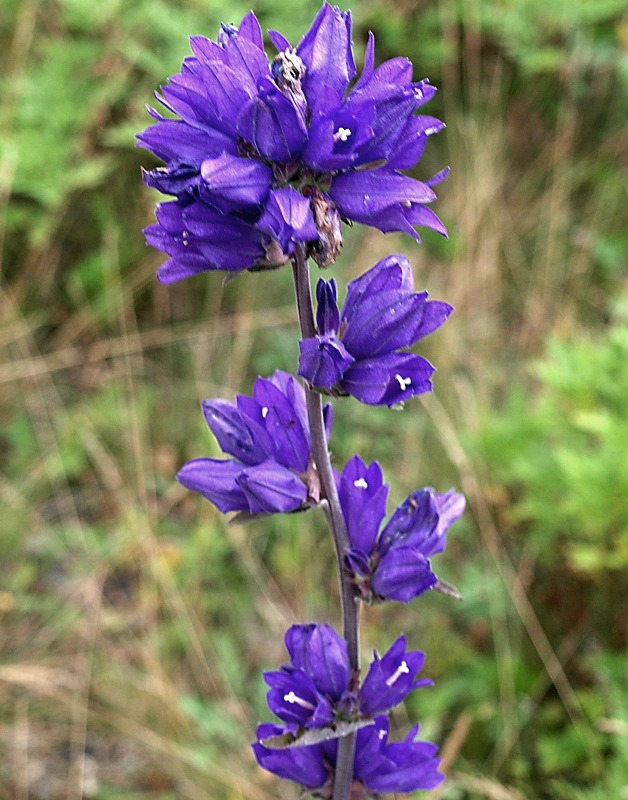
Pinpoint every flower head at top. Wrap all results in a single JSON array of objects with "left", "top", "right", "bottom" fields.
[
  {"left": 298, "top": 254, "right": 453, "bottom": 406},
  {"left": 138, "top": 3, "right": 448, "bottom": 282},
  {"left": 263, "top": 624, "right": 430, "bottom": 736},
  {"left": 253, "top": 713, "right": 443, "bottom": 796},
  {"left": 177, "top": 371, "right": 332, "bottom": 516},
  {"left": 339, "top": 455, "right": 465, "bottom": 604}
]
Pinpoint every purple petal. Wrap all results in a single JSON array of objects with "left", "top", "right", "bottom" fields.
[
  {"left": 412, "top": 299, "right": 454, "bottom": 340},
  {"left": 351, "top": 31, "right": 375, "bottom": 93},
  {"left": 252, "top": 725, "right": 328, "bottom": 787},
  {"left": 350, "top": 57, "right": 414, "bottom": 102},
  {"left": 265, "top": 668, "right": 334, "bottom": 729},
  {"left": 146, "top": 200, "right": 265, "bottom": 281},
  {"left": 235, "top": 394, "right": 275, "bottom": 458},
  {"left": 352, "top": 92, "right": 417, "bottom": 165},
  {"left": 341, "top": 290, "right": 429, "bottom": 359},
  {"left": 268, "top": 371, "right": 310, "bottom": 444},
  {"left": 430, "top": 488, "right": 466, "bottom": 556},
  {"left": 268, "top": 29, "right": 291, "bottom": 51},
  {"left": 297, "top": 3, "right": 355, "bottom": 116},
  {"left": 234, "top": 11, "right": 264, "bottom": 51},
  {"left": 136, "top": 118, "right": 236, "bottom": 165},
  {"left": 298, "top": 334, "right": 355, "bottom": 391},
  {"left": 316, "top": 278, "right": 340, "bottom": 335},
  {"left": 372, "top": 546, "right": 437, "bottom": 603},
  {"left": 359, "top": 635, "right": 428, "bottom": 715},
  {"left": 223, "top": 34, "right": 271, "bottom": 93},
  {"left": 330, "top": 169, "right": 436, "bottom": 226},
  {"left": 342, "top": 255, "right": 414, "bottom": 326},
  {"left": 380, "top": 487, "right": 464, "bottom": 558},
  {"left": 382, "top": 201, "right": 449, "bottom": 240},
  {"left": 344, "top": 547, "right": 371, "bottom": 579},
  {"left": 386, "top": 114, "right": 446, "bottom": 171},
  {"left": 237, "top": 460, "right": 307, "bottom": 514},
  {"left": 379, "top": 489, "right": 439, "bottom": 556},
  {"left": 237, "top": 80, "right": 307, "bottom": 163},
  {"left": 176, "top": 458, "right": 248, "bottom": 514},
  {"left": 338, "top": 455, "right": 388, "bottom": 553},
  {"left": 412, "top": 78, "right": 438, "bottom": 107},
  {"left": 303, "top": 101, "right": 376, "bottom": 172},
  {"left": 198, "top": 152, "right": 273, "bottom": 213},
  {"left": 352, "top": 716, "right": 394, "bottom": 781},
  {"left": 257, "top": 188, "right": 318, "bottom": 256},
  {"left": 253, "top": 378, "right": 310, "bottom": 472},
  {"left": 285, "top": 624, "right": 351, "bottom": 701},
  {"left": 342, "top": 352, "right": 435, "bottom": 406},
  {"left": 365, "top": 730, "right": 443, "bottom": 792},
  {"left": 201, "top": 398, "right": 265, "bottom": 465}
]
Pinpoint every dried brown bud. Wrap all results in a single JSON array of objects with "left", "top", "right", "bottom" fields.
[{"left": 304, "top": 186, "right": 343, "bottom": 269}]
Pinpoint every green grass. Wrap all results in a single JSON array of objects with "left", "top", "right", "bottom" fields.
[{"left": 1, "top": 0, "right": 626, "bottom": 797}]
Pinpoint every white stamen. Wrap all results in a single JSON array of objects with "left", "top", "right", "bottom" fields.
[
  {"left": 283, "top": 691, "right": 315, "bottom": 710},
  {"left": 385, "top": 660, "right": 410, "bottom": 687},
  {"left": 378, "top": 728, "right": 386, "bottom": 740},
  {"left": 261, "top": 406, "right": 269, "bottom": 418},
  {"left": 395, "top": 374, "right": 412, "bottom": 390},
  {"left": 353, "top": 477, "right": 368, "bottom": 489},
  {"left": 335, "top": 126, "right": 352, "bottom": 142}
]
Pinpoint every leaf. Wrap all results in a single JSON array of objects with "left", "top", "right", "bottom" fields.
[{"left": 260, "top": 718, "right": 375, "bottom": 749}]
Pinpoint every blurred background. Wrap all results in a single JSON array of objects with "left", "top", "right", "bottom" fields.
[{"left": 1, "top": 0, "right": 627, "bottom": 797}]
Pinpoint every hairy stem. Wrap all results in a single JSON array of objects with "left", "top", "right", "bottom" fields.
[{"left": 292, "top": 246, "right": 359, "bottom": 800}]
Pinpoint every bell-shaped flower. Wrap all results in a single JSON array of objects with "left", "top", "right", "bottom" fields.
[
  {"left": 298, "top": 254, "right": 453, "bottom": 406},
  {"left": 139, "top": 4, "right": 448, "bottom": 281},
  {"left": 177, "top": 371, "right": 333, "bottom": 516},
  {"left": 339, "top": 455, "right": 465, "bottom": 603},
  {"left": 359, "top": 635, "right": 432, "bottom": 716}
]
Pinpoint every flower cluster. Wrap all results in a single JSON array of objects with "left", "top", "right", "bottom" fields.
[
  {"left": 340, "top": 455, "right": 465, "bottom": 603},
  {"left": 177, "top": 371, "right": 332, "bottom": 515},
  {"left": 263, "top": 624, "right": 430, "bottom": 733},
  {"left": 254, "top": 624, "right": 442, "bottom": 795},
  {"left": 138, "top": 3, "right": 447, "bottom": 283},
  {"left": 299, "top": 254, "right": 452, "bottom": 405}
]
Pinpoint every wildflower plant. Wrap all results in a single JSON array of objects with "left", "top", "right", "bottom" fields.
[{"left": 139, "top": 4, "right": 465, "bottom": 798}]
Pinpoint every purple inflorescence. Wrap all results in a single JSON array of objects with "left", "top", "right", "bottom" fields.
[
  {"left": 298, "top": 253, "right": 453, "bottom": 406},
  {"left": 177, "top": 371, "right": 332, "bottom": 515},
  {"left": 254, "top": 623, "right": 442, "bottom": 795},
  {"left": 141, "top": 6, "right": 465, "bottom": 796},
  {"left": 138, "top": 3, "right": 447, "bottom": 282}
]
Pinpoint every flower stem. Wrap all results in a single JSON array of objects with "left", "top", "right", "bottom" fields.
[{"left": 292, "top": 245, "right": 359, "bottom": 800}]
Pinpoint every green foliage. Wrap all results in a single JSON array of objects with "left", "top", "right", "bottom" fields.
[
  {"left": 475, "top": 320, "right": 628, "bottom": 575},
  {"left": 1, "top": 0, "right": 626, "bottom": 797}
]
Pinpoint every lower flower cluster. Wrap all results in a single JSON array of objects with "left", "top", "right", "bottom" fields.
[{"left": 253, "top": 624, "right": 443, "bottom": 797}]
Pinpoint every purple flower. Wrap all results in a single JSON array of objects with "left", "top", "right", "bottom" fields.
[
  {"left": 339, "top": 455, "right": 465, "bottom": 603},
  {"left": 298, "top": 254, "right": 453, "bottom": 406},
  {"left": 138, "top": 4, "right": 448, "bottom": 282},
  {"left": 262, "top": 624, "right": 429, "bottom": 735},
  {"left": 359, "top": 635, "right": 432, "bottom": 716},
  {"left": 253, "top": 714, "right": 443, "bottom": 794},
  {"left": 177, "top": 371, "right": 332, "bottom": 515}
]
